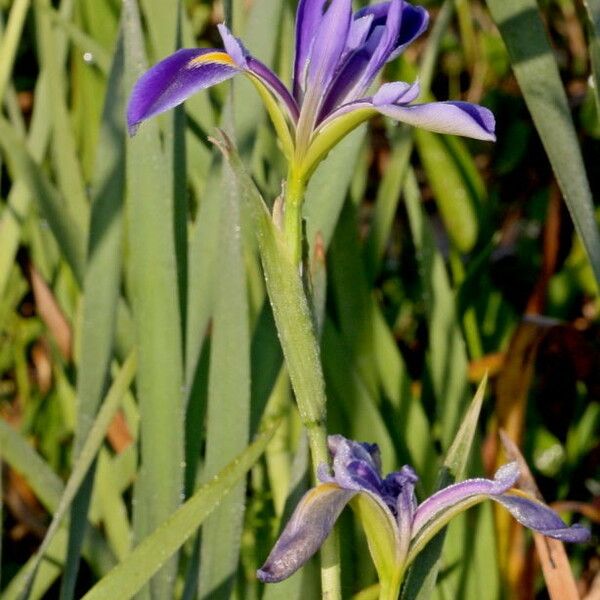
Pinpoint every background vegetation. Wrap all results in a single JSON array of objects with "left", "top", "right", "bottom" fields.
[{"left": 0, "top": 0, "right": 598, "bottom": 598}]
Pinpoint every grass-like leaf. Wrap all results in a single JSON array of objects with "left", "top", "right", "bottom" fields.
[
  {"left": 80, "top": 423, "right": 278, "bottom": 600},
  {"left": 486, "top": 0, "right": 600, "bottom": 285},
  {"left": 16, "top": 353, "right": 136, "bottom": 599},
  {"left": 0, "top": 116, "right": 86, "bottom": 284},
  {"left": 401, "top": 376, "right": 488, "bottom": 600},
  {"left": 123, "top": 1, "right": 185, "bottom": 596},
  {"left": 197, "top": 156, "right": 251, "bottom": 598},
  {"left": 60, "top": 28, "right": 126, "bottom": 600}
]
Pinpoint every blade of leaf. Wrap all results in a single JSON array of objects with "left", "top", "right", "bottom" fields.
[
  {"left": 138, "top": 0, "right": 188, "bottom": 351},
  {"left": 584, "top": 0, "right": 600, "bottom": 114},
  {"left": 0, "top": 116, "right": 86, "bottom": 284},
  {"left": 414, "top": 130, "right": 481, "bottom": 254},
  {"left": 35, "top": 0, "right": 90, "bottom": 235},
  {"left": 401, "top": 375, "right": 488, "bottom": 600},
  {"left": 60, "top": 28, "right": 126, "bottom": 600},
  {"left": 363, "top": 126, "right": 412, "bottom": 282},
  {"left": 0, "top": 0, "right": 30, "bottom": 102},
  {"left": 80, "top": 424, "right": 278, "bottom": 600},
  {"left": 197, "top": 155, "right": 251, "bottom": 599},
  {"left": 485, "top": 0, "right": 600, "bottom": 285},
  {"left": 304, "top": 126, "right": 367, "bottom": 253},
  {"left": 124, "top": 1, "right": 185, "bottom": 597},
  {"left": 16, "top": 353, "right": 136, "bottom": 598},
  {"left": 403, "top": 168, "right": 471, "bottom": 449}
]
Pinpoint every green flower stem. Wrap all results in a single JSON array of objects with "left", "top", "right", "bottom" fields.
[
  {"left": 283, "top": 166, "right": 342, "bottom": 600},
  {"left": 379, "top": 578, "right": 402, "bottom": 600},
  {"left": 284, "top": 169, "right": 306, "bottom": 267},
  {"left": 306, "top": 423, "right": 342, "bottom": 600},
  {"left": 217, "top": 135, "right": 342, "bottom": 599}
]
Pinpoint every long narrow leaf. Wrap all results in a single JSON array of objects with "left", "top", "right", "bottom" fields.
[
  {"left": 17, "top": 353, "right": 136, "bottom": 598},
  {"left": 486, "top": 0, "right": 600, "bottom": 284},
  {"left": 198, "top": 157, "right": 251, "bottom": 598},
  {"left": 80, "top": 424, "right": 278, "bottom": 600},
  {"left": 124, "top": 1, "right": 185, "bottom": 597},
  {"left": 401, "top": 376, "right": 488, "bottom": 600},
  {"left": 0, "top": 0, "right": 30, "bottom": 101},
  {"left": 0, "top": 117, "right": 86, "bottom": 283},
  {"left": 60, "top": 30, "right": 126, "bottom": 600}
]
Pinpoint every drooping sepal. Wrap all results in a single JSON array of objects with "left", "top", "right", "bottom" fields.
[
  {"left": 376, "top": 100, "right": 496, "bottom": 141},
  {"left": 256, "top": 483, "right": 356, "bottom": 583},
  {"left": 127, "top": 48, "right": 237, "bottom": 134},
  {"left": 494, "top": 492, "right": 591, "bottom": 543}
]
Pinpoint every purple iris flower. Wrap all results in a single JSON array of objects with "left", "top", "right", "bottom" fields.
[
  {"left": 257, "top": 435, "right": 589, "bottom": 589},
  {"left": 127, "top": 0, "right": 495, "bottom": 178}
]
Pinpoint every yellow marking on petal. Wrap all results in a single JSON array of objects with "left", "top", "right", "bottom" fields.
[
  {"left": 505, "top": 488, "right": 540, "bottom": 502},
  {"left": 187, "top": 51, "right": 235, "bottom": 68}
]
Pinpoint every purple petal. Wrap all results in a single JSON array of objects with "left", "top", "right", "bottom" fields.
[
  {"left": 293, "top": 0, "right": 327, "bottom": 99},
  {"left": 325, "top": 435, "right": 385, "bottom": 495},
  {"left": 246, "top": 57, "right": 300, "bottom": 122},
  {"left": 412, "top": 462, "right": 519, "bottom": 534},
  {"left": 216, "top": 23, "right": 299, "bottom": 121},
  {"left": 355, "top": 0, "right": 429, "bottom": 61},
  {"left": 386, "top": 466, "right": 418, "bottom": 557},
  {"left": 305, "top": 0, "right": 352, "bottom": 92},
  {"left": 217, "top": 23, "right": 248, "bottom": 67},
  {"left": 256, "top": 483, "right": 356, "bottom": 583},
  {"left": 494, "top": 493, "right": 591, "bottom": 543},
  {"left": 352, "top": 0, "right": 403, "bottom": 94},
  {"left": 317, "top": 0, "right": 409, "bottom": 120},
  {"left": 373, "top": 80, "right": 420, "bottom": 106},
  {"left": 376, "top": 100, "right": 496, "bottom": 141},
  {"left": 127, "top": 48, "right": 237, "bottom": 135},
  {"left": 316, "top": 47, "right": 373, "bottom": 122},
  {"left": 345, "top": 15, "right": 375, "bottom": 56}
]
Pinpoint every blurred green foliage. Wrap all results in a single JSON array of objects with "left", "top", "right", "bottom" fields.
[{"left": 0, "top": 0, "right": 598, "bottom": 598}]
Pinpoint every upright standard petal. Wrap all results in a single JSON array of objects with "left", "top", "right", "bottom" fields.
[
  {"left": 294, "top": 0, "right": 327, "bottom": 99},
  {"left": 305, "top": 0, "right": 352, "bottom": 93},
  {"left": 256, "top": 483, "right": 356, "bottom": 583},
  {"left": 355, "top": 0, "right": 429, "bottom": 61},
  {"left": 376, "top": 100, "right": 496, "bottom": 141},
  {"left": 351, "top": 0, "right": 404, "bottom": 96},
  {"left": 127, "top": 48, "right": 237, "bottom": 134}
]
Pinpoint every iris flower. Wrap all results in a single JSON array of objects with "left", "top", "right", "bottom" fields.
[
  {"left": 257, "top": 435, "right": 590, "bottom": 599},
  {"left": 127, "top": 0, "right": 495, "bottom": 181}
]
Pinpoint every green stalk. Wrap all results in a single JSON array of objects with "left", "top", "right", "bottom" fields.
[
  {"left": 379, "top": 577, "right": 402, "bottom": 600},
  {"left": 283, "top": 169, "right": 306, "bottom": 267},
  {"left": 221, "top": 135, "right": 341, "bottom": 598},
  {"left": 281, "top": 165, "right": 342, "bottom": 600}
]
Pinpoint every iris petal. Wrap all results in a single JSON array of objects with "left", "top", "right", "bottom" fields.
[
  {"left": 351, "top": 0, "right": 404, "bottom": 95},
  {"left": 217, "top": 23, "right": 248, "bottom": 67},
  {"left": 494, "top": 493, "right": 591, "bottom": 543},
  {"left": 218, "top": 24, "right": 300, "bottom": 121},
  {"left": 355, "top": 0, "right": 429, "bottom": 61},
  {"left": 256, "top": 483, "right": 356, "bottom": 583},
  {"left": 376, "top": 100, "right": 496, "bottom": 141},
  {"left": 305, "top": 0, "right": 352, "bottom": 92},
  {"left": 412, "top": 462, "right": 519, "bottom": 535},
  {"left": 293, "top": 0, "right": 327, "bottom": 99},
  {"left": 127, "top": 48, "right": 237, "bottom": 134},
  {"left": 373, "top": 80, "right": 420, "bottom": 105}
]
